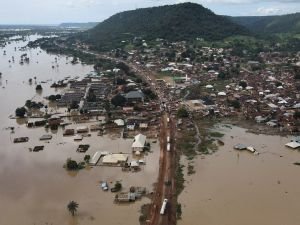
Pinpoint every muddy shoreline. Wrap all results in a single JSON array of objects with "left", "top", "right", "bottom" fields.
[{"left": 222, "top": 118, "right": 300, "bottom": 137}]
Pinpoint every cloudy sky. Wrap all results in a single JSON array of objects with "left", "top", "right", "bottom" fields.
[{"left": 0, "top": 0, "right": 299, "bottom": 24}]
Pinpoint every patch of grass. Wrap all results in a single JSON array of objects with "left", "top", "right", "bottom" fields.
[
  {"left": 176, "top": 164, "right": 185, "bottom": 196},
  {"left": 176, "top": 203, "right": 182, "bottom": 220},
  {"left": 187, "top": 163, "right": 195, "bottom": 175},
  {"left": 177, "top": 130, "right": 197, "bottom": 160},
  {"left": 209, "top": 131, "right": 224, "bottom": 138},
  {"left": 198, "top": 138, "right": 219, "bottom": 154}
]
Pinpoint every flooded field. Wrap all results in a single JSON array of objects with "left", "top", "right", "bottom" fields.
[
  {"left": 0, "top": 36, "right": 160, "bottom": 225},
  {"left": 178, "top": 125, "right": 300, "bottom": 225}
]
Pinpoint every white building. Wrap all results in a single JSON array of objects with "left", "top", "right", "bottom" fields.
[{"left": 132, "top": 134, "right": 146, "bottom": 152}]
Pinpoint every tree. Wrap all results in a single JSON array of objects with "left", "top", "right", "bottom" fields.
[
  {"left": 218, "top": 71, "right": 226, "bottom": 80},
  {"left": 116, "top": 78, "right": 126, "bottom": 85},
  {"left": 111, "top": 94, "right": 126, "bottom": 107},
  {"left": 295, "top": 73, "right": 300, "bottom": 80},
  {"left": 294, "top": 111, "right": 300, "bottom": 119},
  {"left": 177, "top": 107, "right": 189, "bottom": 118},
  {"left": 36, "top": 84, "right": 43, "bottom": 91},
  {"left": 239, "top": 81, "right": 247, "bottom": 89},
  {"left": 67, "top": 201, "right": 79, "bottom": 216},
  {"left": 229, "top": 100, "right": 241, "bottom": 109},
  {"left": 15, "top": 107, "right": 26, "bottom": 117},
  {"left": 86, "top": 89, "right": 97, "bottom": 102},
  {"left": 84, "top": 155, "right": 91, "bottom": 163},
  {"left": 48, "top": 95, "right": 57, "bottom": 101},
  {"left": 143, "top": 88, "right": 157, "bottom": 100},
  {"left": 70, "top": 101, "right": 79, "bottom": 109},
  {"left": 114, "top": 181, "right": 122, "bottom": 191},
  {"left": 66, "top": 158, "right": 79, "bottom": 170}
]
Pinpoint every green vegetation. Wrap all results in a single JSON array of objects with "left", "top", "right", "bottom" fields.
[
  {"left": 143, "top": 142, "right": 151, "bottom": 152},
  {"left": 84, "top": 155, "right": 91, "bottom": 163},
  {"left": 25, "top": 100, "right": 44, "bottom": 109},
  {"left": 15, "top": 107, "right": 26, "bottom": 117},
  {"left": 143, "top": 88, "right": 157, "bottom": 100},
  {"left": 294, "top": 111, "right": 300, "bottom": 119},
  {"left": 177, "top": 130, "right": 197, "bottom": 160},
  {"left": 177, "top": 107, "right": 189, "bottom": 118},
  {"left": 111, "top": 94, "right": 126, "bottom": 107},
  {"left": 198, "top": 136, "right": 219, "bottom": 155},
  {"left": 239, "top": 81, "right": 247, "bottom": 89},
  {"left": 112, "top": 181, "right": 122, "bottom": 192},
  {"left": 209, "top": 131, "right": 224, "bottom": 138},
  {"left": 176, "top": 164, "right": 185, "bottom": 196},
  {"left": 187, "top": 163, "right": 195, "bottom": 175},
  {"left": 35, "top": 84, "right": 42, "bottom": 91},
  {"left": 64, "top": 158, "right": 85, "bottom": 171},
  {"left": 79, "top": 2, "right": 249, "bottom": 51},
  {"left": 229, "top": 100, "right": 241, "bottom": 109},
  {"left": 230, "top": 13, "right": 300, "bottom": 34},
  {"left": 69, "top": 101, "right": 79, "bottom": 110},
  {"left": 48, "top": 94, "right": 61, "bottom": 101},
  {"left": 176, "top": 203, "right": 182, "bottom": 219},
  {"left": 67, "top": 201, "right": 79, "bottom": 216}
]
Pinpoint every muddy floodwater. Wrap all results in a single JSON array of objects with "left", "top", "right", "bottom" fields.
[
  {"left": 0, "top": 36, "right": 159, "bottom": 225},
  {"left": 178, "top": 124, "right": 300, "bottom": 225}
]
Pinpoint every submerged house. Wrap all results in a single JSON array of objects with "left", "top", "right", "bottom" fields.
[
  {"left": 48, "top": 115, "right": 61, "bottom": 126},
  {"left": 132, "top": 134, "right": 146, "bottom": 152},
  {"left": 102, "top": 154, "right": 128, "bottom": 165}
]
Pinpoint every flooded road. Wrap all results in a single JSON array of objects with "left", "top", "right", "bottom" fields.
[
  {"left": 0, "top": 36, "right": 160, "bottom": 225},
  {"left": 178, "top": 125, "right": 300, "bottom": 225}
]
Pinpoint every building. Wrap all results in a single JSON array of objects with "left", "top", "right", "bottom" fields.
[
  {"left": 132, "top": 134, "right": 146, "bottom": 152},
  {"left": 76, "top": 126, "right": 89, "bottom": 133},
  {"left": 102, "top": 154, "right": 128, "bottom": 165},
  {"left": 125, "top": 90, "right": 144, "bottom": 103},
  {"left": 48, "top": 115, "right": 61, "bottom": 126}
]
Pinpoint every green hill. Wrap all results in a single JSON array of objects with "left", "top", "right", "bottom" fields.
[
  {"left": 79, "top": 2, "right": 249, "bottom": 51},
  {"left": 230, "top": 13, "right": 300, "bottom": 34}
]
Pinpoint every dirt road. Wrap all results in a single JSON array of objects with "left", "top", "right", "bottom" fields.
[{"left": 148, "top": 113, "right": 177, "bottom": 225}]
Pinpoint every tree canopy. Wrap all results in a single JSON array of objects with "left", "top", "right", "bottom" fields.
[{"left": 67, "top": 201, "right": 79, "bottom": 216}]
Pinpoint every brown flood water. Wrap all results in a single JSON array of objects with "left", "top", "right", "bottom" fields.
[
  {"left": 0, "top": 36, "right": 159, "bottom": 225},
  {"left": 178, "top": 125, "right": 300, "bottom": 225}
]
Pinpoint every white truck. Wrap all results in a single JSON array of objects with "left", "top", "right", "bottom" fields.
[
  {"left": 160, "top": 198, "right": 168, "bottom": 215},
  {"left": 167, "top": 143, "right": 171, "bottom": 152}
]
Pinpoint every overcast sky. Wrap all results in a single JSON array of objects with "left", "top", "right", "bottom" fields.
[{"left": 0, "top": 0, "right": 299, "bottom": 24}]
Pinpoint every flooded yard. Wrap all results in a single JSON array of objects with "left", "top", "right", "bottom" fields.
[
  {"left": 178, "top": 125, "right": 300, "bottom": 225},
  {"left": 0, "top": 36, "right": 160, "bottom": 225}
]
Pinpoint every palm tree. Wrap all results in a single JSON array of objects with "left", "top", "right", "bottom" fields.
[{"left": 67, "top": 201, "right": 79, "bottom": 216}]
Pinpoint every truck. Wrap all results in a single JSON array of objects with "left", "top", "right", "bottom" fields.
[
  {"left": 167, "top": 136, "right": 170, "bottom": 143},
  {"left": 167, "top": 143, "right": 171, "bottom": 152},
  {"left": 160, "top": 198, "right": 168, "bottom": 215}
]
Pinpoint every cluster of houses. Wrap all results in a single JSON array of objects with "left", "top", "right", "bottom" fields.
[{"left": 110, "top": 38, "right": 299, "bottom": 134}]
